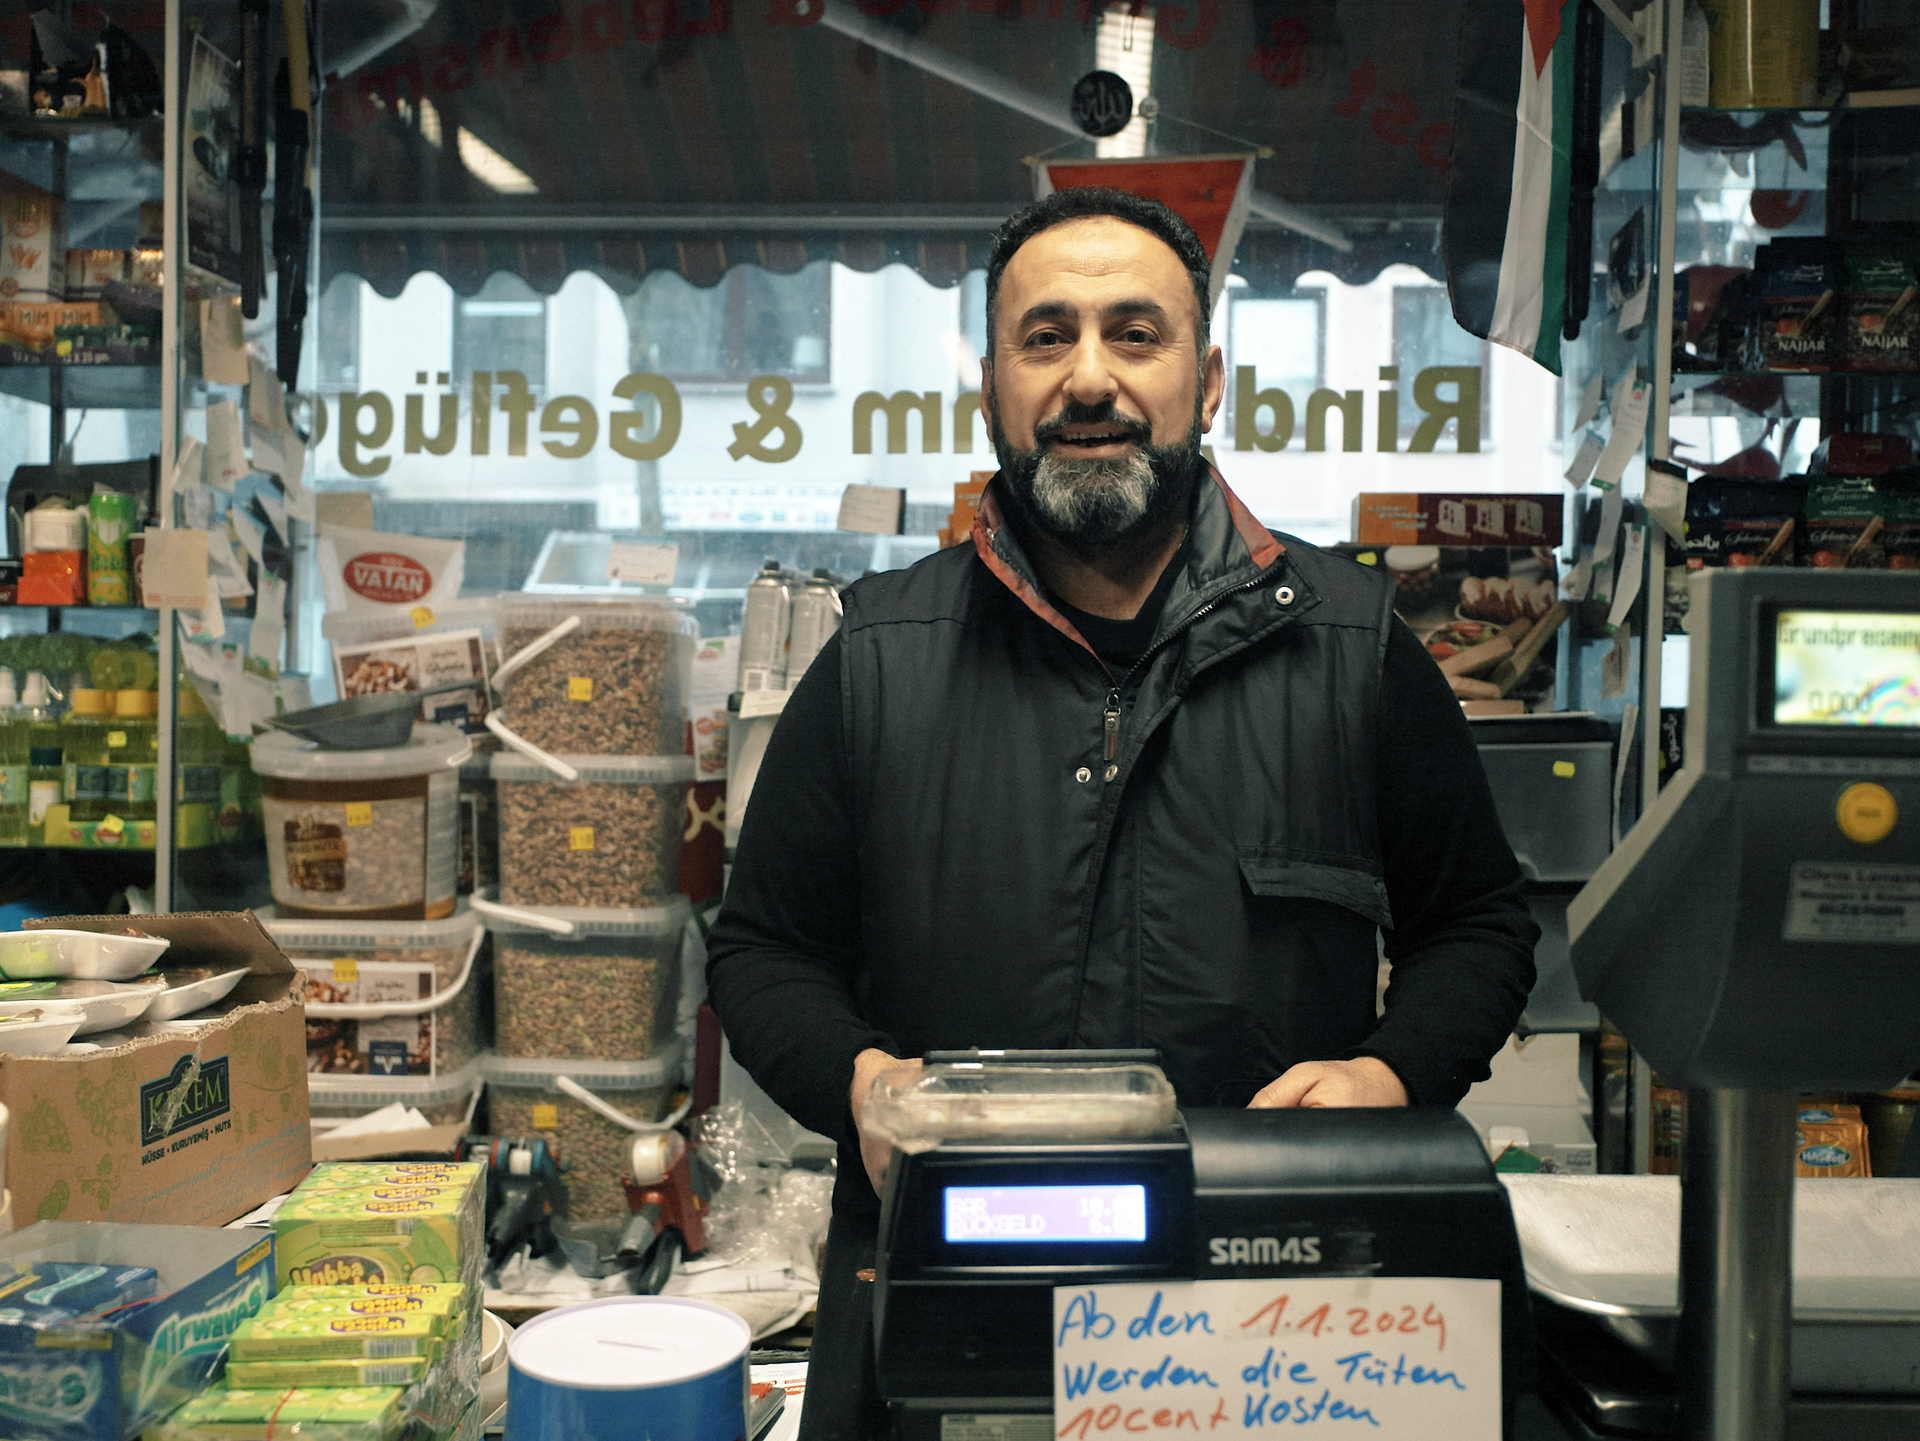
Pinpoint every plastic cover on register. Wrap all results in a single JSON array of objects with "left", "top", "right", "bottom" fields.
[{"left": 859, "top": 1061, "right": 1177, "bottom": 1154}]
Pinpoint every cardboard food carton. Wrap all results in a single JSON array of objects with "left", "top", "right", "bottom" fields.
[
  {"left": 0, "top": 1220, "right": 275, "bottom": 1439},
  {"left": 1352, "top": 492, "right": 1564, "bottom": 548},
  {"left": 1, "top": 913, "right": 310, "bottom": 1228},
  {"left": 0, "top": 188, "right": 65, "bottom": 303}
]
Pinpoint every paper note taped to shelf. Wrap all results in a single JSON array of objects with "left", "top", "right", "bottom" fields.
[
  {"left": 205, "top": 399, "right": 248, "bottom": 490},
  {"left": 1563, "top": 433, "right": 1604, "bottom": 489},
  {"left": 838, "top": 484, "right": 905, "bottom": 535},
  {"left": 1645, "top": 465, "right": 1688, "bottom": 544},
  {"left": 251, "top": 423, "right": 304, "bottom": 486},
  {"left": 248, "top": 353, "right": 292, "bottom": 434},
  {"left": 140, "top": 527, "right": 211, "bottom": 608},
  {"left": 200, "top": 296, "right": 248, "bottom": 385},
  {"left": 1572, "top": 371, "right": 1604, "bottom": 434},
  {"left": 1052, "top": 1277, "right": 1500, "bottom": 1438},
  {"left": 1608, "top": 524, "right": 1647, "bottom": 631},
  {"left": 607, "top": 540, "right": 680, "bottom": 586},
  {"left": 1593, "top": 384, "right": 1649, "bottom": 490}
]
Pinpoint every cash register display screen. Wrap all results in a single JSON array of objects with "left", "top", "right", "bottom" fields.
[
  {"left": 943, "top": 1184, "right": 1148, "bottom": 1244},
  {"left": 1773, "top": 610, "right": 1920, "bottom": 726}
]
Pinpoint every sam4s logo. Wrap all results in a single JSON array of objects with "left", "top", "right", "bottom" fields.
[
  {"left": 1209, "top": 1235, "right": 1322, "bottom": 1266},
  {"left": 139, "top": 1055, "right": 231, "bottom": 1145}
]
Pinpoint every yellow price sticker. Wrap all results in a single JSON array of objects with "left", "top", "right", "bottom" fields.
[
  {"left": 569, "top": 826, "right": 596, "bottom": 851},
  {"left": 411, "top": 605, "right": 436, "bottom": 628},
  {"left": 1552, "top": 760, "right": 1577, "bottom": 778},
  {"left": 567, "top": 676, "right": 594, "bottom": 702},
  {"left": 332, "top": 959, "right": 359, "bottom": 984},
  {"left": 96, "top": 814, "right": 124, "bottom": 838},
  {"left": 345, "top": 801, "right": 374, "bottom": 827},
  {"left": 108, "top": 731, "right": 127, "bottom": 748},
  {"left": 531, "top": 1104, "right": 559, "bottom": 1130}
]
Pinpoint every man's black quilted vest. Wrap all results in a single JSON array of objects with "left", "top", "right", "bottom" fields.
[{"left": 836, "top": 471, "right": 1399, "bottom": 1107}]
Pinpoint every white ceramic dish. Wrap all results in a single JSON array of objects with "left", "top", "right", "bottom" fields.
[
  {"left": 0, "top": 929, "right": 170, "bottom": 982},
  {"left": 0, "top": 1008, "right": 86, "bottom": 1055},
  {"left": 0, "top": 979, "right": 165, "bottom": 1035},
  {"left": 144, "top": 967, "right": 251, "bottom": 1023}
]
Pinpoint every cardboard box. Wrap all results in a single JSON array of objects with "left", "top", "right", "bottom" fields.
[
  {"left": 0, "top": 188, "right": 64, "bottom": 303},
  {"left": 1353, "top": 492, "right": 1564, "bottom": 547},
  {"left": 1, "top": 913, "right": 311, "bottom": 1228},
  {"left": 0, "top": 1220, "right": 276, "bottom": 1439}
]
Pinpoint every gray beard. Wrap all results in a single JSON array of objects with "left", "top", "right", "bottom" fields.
[{"left": 989, "top": 396, "right": 1205, "bottom": 556}]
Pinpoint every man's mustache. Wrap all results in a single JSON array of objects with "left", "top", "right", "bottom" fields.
[{"left": 1032, "top": 401, "right": 1153, "bottom": 448}]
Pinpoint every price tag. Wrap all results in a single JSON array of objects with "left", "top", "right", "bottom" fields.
[
  {"left": 531, "top": 1104, "right": 560, "bottom": 1130},
  {"left": 108, "top": 731, "right": 127, "bottom": 749},
  {"left": 96, "top": 814, "right": 124, "bottom": 839},
  {"left": 333, "top": 959, "right": 360, "bottom": 984},
  {"left": 567, "top": 677, "right": 594, "bottom": 702},
  {"left": 569, "top": 826, "right": 595, "bottom": 851},
  {"left": 411, "top": 606, "right": 436, "bottom": 629},
  {"left": 606, "top": 540, "right": 680, "bottom": 586},
  {"left": 1053, "top": 1278, "right": 1501, "bottom": 1438},
  {"left": 345, "top": 802, "right": 373, "bottom": 827}
]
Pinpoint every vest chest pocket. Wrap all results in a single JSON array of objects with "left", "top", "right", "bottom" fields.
[{"left": 1236, "top": 847, "right": 1392, "bottom": 931}]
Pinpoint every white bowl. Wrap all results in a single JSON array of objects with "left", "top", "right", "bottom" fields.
[
  {"left": 0, "top": 980, "right": 164, "bottom": 1035},
  {"left": 0, "top": 929, "right": 169, "bottom": 982},
  {"left": 0, "top": 1008, "right": 86, "bottom": 1056},
  {"left": 144, "top": 968, "right": 251, "bottom": 1023}
]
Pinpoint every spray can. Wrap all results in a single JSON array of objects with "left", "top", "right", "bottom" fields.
[
  {"left": 737, "top": 560, "right": 791, "bottom": 694},
  {"left": 787, "top": 570, "right": 842, "bottom": 684}
]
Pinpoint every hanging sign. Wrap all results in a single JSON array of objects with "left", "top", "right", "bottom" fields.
[
  {"left": 1037, "top": 154, "right": 1257, "bottom": 305},
  {"left": 1071, "top": 70, "right": 1135, "bottom": 137}
]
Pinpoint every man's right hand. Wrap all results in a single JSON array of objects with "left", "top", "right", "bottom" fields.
[{"left": 850, "top": 1047, "right": 922, "bottom": 1196}]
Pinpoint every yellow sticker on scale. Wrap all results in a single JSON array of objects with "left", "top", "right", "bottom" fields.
[
  {"left": 108, "top": 731, "right": 127, "bottom": 748},
  {"left": 569, "top": 827, "right": 595, "bottom": 851},
  {"left": 1552, "top": 760, "right": 1577, "bottom": 778},
  {"left": 531, "top": 1104, "right": 559, "bottom": 1130},
  {"left": 567, "top": 676, "right": 594, "bottom": 702},
  {"left": 411, "top": 605, "right": 436, "bottom": 628},
  {"left": 345, "top": 801, "right": 374, "bottom": 827},
  {"left": 97, "top": 814, "right": 125, "bottom": 837},
  {"left": 332, "top": 959, "right": 359, "bottom": 984}
]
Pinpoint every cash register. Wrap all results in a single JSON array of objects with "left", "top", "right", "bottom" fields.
[
  {"left": 1568, "top": 569, "right": 1920, "bottom": 1440},
  {"left": 867, "top": 1051, "right": 1532, "bottom": 1440}
]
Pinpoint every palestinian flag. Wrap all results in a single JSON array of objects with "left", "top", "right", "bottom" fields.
[{"left": 1445, "top": 0, "right": 1588, "bottom": 376}]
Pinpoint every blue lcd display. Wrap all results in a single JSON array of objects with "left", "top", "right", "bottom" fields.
[{"left": 943, "top": 1184, "right": 1148, "bottom": 1243}]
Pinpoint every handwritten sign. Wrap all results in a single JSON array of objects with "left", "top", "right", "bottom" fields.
[{"left": 1052, "top": 1278, "right": 1499, "bottom": 1438}]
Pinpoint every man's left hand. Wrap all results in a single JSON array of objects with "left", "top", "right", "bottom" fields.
[{"left": 1248, "top": 1056, "right": 1409, "bottom": 1108}]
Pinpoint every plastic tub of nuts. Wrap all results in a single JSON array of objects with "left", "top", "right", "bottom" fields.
[
  {"left": 251, "top": 723, "right": 471, "bottom": 921},
  {"left": 490, "top": 754, "right": 694, "bottom": 909},
  {"left": 472, "top": 895, "right": 687, "bottom": 1062},
  {"left": 484, "top": 1049, "right": 683, "bottom": 1221},
  {"left": 308, "top": 1055, "right": 488, "bottom": 1129},
  {"left": 491, "top": 597, "right": 697, "bottom": 758},
  {"left": 263, "top": 906, "right": 489, "bottom": 1077}
]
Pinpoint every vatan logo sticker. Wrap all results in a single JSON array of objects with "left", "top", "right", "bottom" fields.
[
  {"left": 139, "top": 1054, "right": 231, "bottom": 1146},
  {"left": 344, "top": 551, "right": 431, "bottom": 604}
]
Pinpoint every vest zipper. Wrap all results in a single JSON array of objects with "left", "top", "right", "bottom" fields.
[{"left": 1098, "top": 567, "right": 1285, "bottom": 772}]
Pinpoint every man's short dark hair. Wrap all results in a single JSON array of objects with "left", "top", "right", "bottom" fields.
[{"left": 984, "top": 186, "right": 1213, "bottom": 358}]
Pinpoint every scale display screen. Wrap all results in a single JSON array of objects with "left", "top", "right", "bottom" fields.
[
  {"left": 942, "top": 1184, "right": 1148, "bottom": 1244},
  {"left": 1773, "top": 609, "right": 1920, "bottom": 727}
]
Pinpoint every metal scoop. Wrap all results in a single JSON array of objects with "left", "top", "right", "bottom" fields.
[{"left": 260, "top": 682, "right": 475, "bottom": 750}]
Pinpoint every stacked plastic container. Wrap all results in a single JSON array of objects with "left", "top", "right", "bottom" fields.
[
  {"left": 265, "top": 904, "right": 490, "bottom": 1130},
  {"left": 476, "top": 595, "right": 698, "bottom": 1220}
]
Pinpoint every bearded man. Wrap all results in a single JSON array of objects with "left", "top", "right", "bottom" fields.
[{"left": 705, "top": 187, "right": 1537, "bottom": 1439}]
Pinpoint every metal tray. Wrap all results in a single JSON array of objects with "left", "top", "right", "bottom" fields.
[{"left": 1502, "top": 1174, "right": 1920, "bottom": 1393}]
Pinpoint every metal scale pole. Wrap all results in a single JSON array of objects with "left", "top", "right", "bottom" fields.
[{"left": 1677, "top": 1089, "right": 1796, "bottom": 1441}]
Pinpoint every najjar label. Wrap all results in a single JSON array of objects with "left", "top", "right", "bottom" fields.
[
  {"left": 344, "top": 552, "right": 431, "bottom": 604},
  {"left": 285, "top": 815, "right": 348, "bottom": 892}
]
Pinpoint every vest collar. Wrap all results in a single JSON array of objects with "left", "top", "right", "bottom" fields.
[{"left": 969, "top": 464, "right": 1297, "bottom": 673}]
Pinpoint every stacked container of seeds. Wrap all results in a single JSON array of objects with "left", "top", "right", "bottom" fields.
[{"left": 475, "top": 595, "right": 698, "bottom": 1221}]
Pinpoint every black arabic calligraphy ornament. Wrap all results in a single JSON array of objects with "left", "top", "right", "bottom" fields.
[{"left": 1071, "top": 70, "right": 1134, "bottom": 138}]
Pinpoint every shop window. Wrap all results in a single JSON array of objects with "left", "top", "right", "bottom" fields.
[
  {"left": 625, "top": 262, "right": 830, "bottom": 384},
  {"left": 315, "top": 276, "right": 361, "bottom": 388},
  {"left": 452, "top": 273, "right": 548, "bottom": 393},
  {"left": 1225, "top": 290, "right": 1325, "bottom": 447},
  {"left": 1391, "top": 285, "right": 1490, "bottom": 450}
]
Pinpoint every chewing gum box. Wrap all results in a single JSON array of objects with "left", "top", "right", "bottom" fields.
[
  {"left": 271, "top": 1294, "right": 461, "bottom": 1330},
  {"left": 225, "top": 1355, "right": 431, "bottom": 1390},
  {"left": 229, "top": 1310, "right": 441, "bottom": 1360},
  {"left": 271, "top": 1164, "right": 482, "bottom": 1294}
]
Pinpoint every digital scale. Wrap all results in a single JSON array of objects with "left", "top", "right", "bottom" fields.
[
  {"left": 870, "top": 1052, "right": 1532, "bottom": 1440},
  {"left": 1569, "top": 569, "right": 1920, "bottom": 1441}
]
